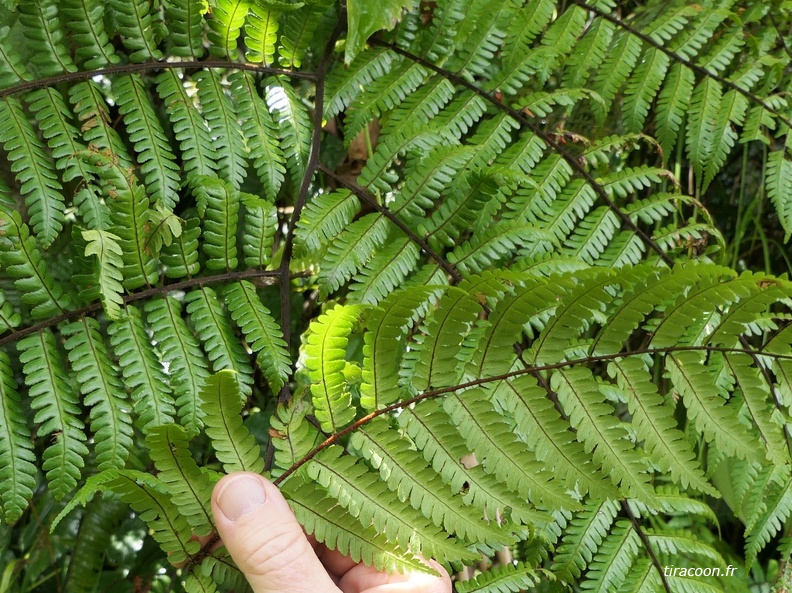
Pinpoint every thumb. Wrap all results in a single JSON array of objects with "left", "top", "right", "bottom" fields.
[{"left": 212, "top": 472, "right": 340, "bottom": 593}]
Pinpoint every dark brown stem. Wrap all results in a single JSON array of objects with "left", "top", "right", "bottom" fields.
[
  {"left": 0, "top": 60, "right": 316, "bottom": 99},
  {"left": 621, "top": 500, "right": 673, "bottom": 593}
]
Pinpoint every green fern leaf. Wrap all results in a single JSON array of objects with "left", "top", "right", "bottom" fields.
[
  {"left": 553, "top": 500, "right": 619, "bottom": 582},
  {"left": 62, "top": 316, "right": 133, "bottom": 470},
  {"left": 195, "top": 70, "right": 248, "bottom": 188},
  {"left": 766, "top": 148, "right": 792, "bottom": 242},
  {"left": 686, "top": 78, "right": 722, "bottom": 192},
  {"left": 745, "top": 471, "right": 792, "bottom": 567},
  {"left": 563, "top": 19, "right": 614, "bottom": 88},
  {"left": 194, "top": 176, "right": 240, "bottom": 271},
  {"left": 580, "top": 520, "right": 641, "bottom": 593},
  {"left": 307, "top": 444, "right": 480, "bottom": 565},
  {"left": 266, "top": 77, "right": 311, "bottom": 191},
  {"left": 207, "top": 0, "right": 251, "bottom": 59},
  {"left": 0, "top": 350, "right": 36, "bottom": 524},
  {"left": 590, "top": 32, "right": 643, "bottom": 120},
  {"left": 162, "top": 0, "right": 204, "bottom": 58},
  {"left": 146, "top": 424, "right": 215, "bottom": 537},
  {"left": 655, "top": 63, "right": 695, "bottom": 161},
  {"left": 17, "top": 0, "right": 76, "bottom": 76},
  {"left": 325, "top": 47, "right": 394, "bottom": 119},
  {"left": 241, "top": 195, "right": 278, "bottom": 268},
  {"left": 223, "top": 280, "right": 290, "bottom": 394},
  {"left": 305, "top": 304, "right": 364, "bottom": 433},
  {"left": 455, "top": 561, "right": 545, "bottom": 593},
  {"left": 295, "top": 190, "right": 360, "bottom": 257},
  {"left": 144, "top": 297, "right": 210, "bottom": 436},
  {"left": 107, "top": 304, "right": 176, "bottom": 432},
  {"left": 200, "top": 371, "right": 265, "bottom": 474},
  {"left": 114, "top": 74, "right": 180, "bottom": 208},
  {"left": 155, "top": 70, "right": 218, "bottom": 185},
  {"left": 81, "top": 228, "right": 124, "bottom": 321},
  {"left": 0, "top": 291, "right": 20, "bottom": 333},
  {"left": 107, "top": 0, "right": 164, "bottom": 62},
  {"left": 19, "top": 329, "right": 88, "bottom": 500},
  {"left": 229, "top": 72, "right": 286, "bottom": 200},
  {"left": 282, "top": 474, "right": 431, "bottom": 574},
  {"left": 0, "top": 209, "right": 70, "bottom": 319},
  {"left": 348, "top": 236, "right": 421, "bottom": 305},
  {"left": 68, "top": 80, "right": 133, "bottom": 165},
  {"left": 269, "top": 396, "right": 321, "bottom": 474},
  {"left": 0, "top": 97, "right": 65, "bottom": 249},
  {"left": 185, "top": 286, "right": 254, "bottom": 396},
  {"left": 62, "top": 0, "right": 120, "bottom": 68},
  {"left": 161, "top": 216, "right": 202, "bottom": 279},
  {"left": 245, "top": 4, "right": 278, "bottom": 64}
]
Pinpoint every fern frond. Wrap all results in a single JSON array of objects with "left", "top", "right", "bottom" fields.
[
  {"left": 62, "top": 316, "right": 133, "bottom": 470},
  {"left": 0, "top": 350, "right": 36, "bottom": 524},
  {"left": 553, "top": 500, "right": 619, "bottom": 582},
  {"left": 0, "top": 209, "right": 70, "bottom": 318},
  {"left": 0, "top": 97, "right": 65, "bottom": 248},
  {"left": 608, "top": 357, "right": 716, "bottom": 496},
  {"left": 766, "top": 148, "right": 792, "bottom": 242},
  {"left": 269, "top": 396, "right": 321, "bottom": 474},
  {"left": 107, "top": 0, "right": 164, "bottom": 62},
  {"left": 265, "top": 77, "right": 311, "bottom": 191},
  {"left": 307, "top": 444, "right": 480, "bottom": 565},
  {"left": 185, "top": 287, "right": 254, "bottom": 395},
  {"left": 155, "top": 70, "right": 218, "bottom": 185},
  {"left": 114, "top": 74, "right": 180, "bottom": 208},
  {"left": 244, "top": 4, "right": 278, "bottom": 64},
  {"left": 278, "top": 3, "right": 329, "bottom": 68},
  {"left": 655, "top": 63, "right": 695, "bottom": 161},
  {"left": 229, "top": 71, "right": 286, "bottom": 200},
  {"left": 590, "top": 31, "right": 643, "bottom": 119},
  {"left": 325, "top": 47, "right": 394, "bottom": 118},
  {"left": 144, "top": 297, "right": 209, "bottom": 436},
  {"left": 241, "top": 195, "right": 278, "bottom": 269},
  {"left": 295, "top": 190, "right": 360, "bottom": 257},
  {"left": 19, "top": 329, "right": 88, "bottom": 500},
  {"left": 162, "top": 0, "right": 204, "bottom": 58},
  {"left": 455, "top": 561, "right": 546, "bottom": 593},
  {"left": 745, "top": 472, "right": 792, "bottom": 566},
  {"left": 194, "top": 176, "right": 240, "bottom": 271},
  {"left": 563, "top": 19, "right": 614, "bottom": 89},
  {"left": 146, "top": 424, "right": 215, "bottom": 537},
  {"left": 580, "top": 520, "right": 641, "bottom": 592},
  {"left": 194, "top": 70, "right": 248, "bottom": 188},
  {"left": 305, "top": 304, "right": 363, "bottom": 433},
  {"left": 282, "top": 475, "right": 431, "bottom": 574},
  {"left": 81, "top": 229, "right": 124, "bottom": 320},
  {"left": 62, "top": 0, "right": 120, "bottom": 68},
  {"left": 201, "top": 371, "right": 265, "bottom": 474},
  {"left": 223, "top": 280, "right": 290, "bottom": 394},
  {"left": 686, "top": 78, "right": 723, "bottom": 193},
  {"left": 348, "top": 236, "right": 421, "bottom": 305},
  {"left": 350, "top": 417, "right": 515, "bottom": 548},
  {"left": 17, "top": 0, "right": 76, "bottom": 76},
  {"left": 550, "top": 367, "right": 657, "bottom": 503},
  {"left": 68, "top": 80, "right": 133, "bottom": 165},
  {"left": 161, "top": 216, "right": 201, "bottom": 279},
  {"left": 107, "top": 304, "right": 176, "bottom": 432}
]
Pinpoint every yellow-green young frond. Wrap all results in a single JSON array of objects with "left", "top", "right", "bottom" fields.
[
  {"left": 185, "top": 287, "right": 254, "bottom": 396},
  {"left": 0, "top": 350, "right": 36, "bottom": 524},
  {"left": 223, "top": 280, "right": 290, "bottom": 394},
  {"left": 305, "top": 304, "right": 364, "bottom": 433},
  {"left": 200, "top": 371, "right": 265, "bottom": 474},
  {"left": 146, "top": 425, "right": 215, "bottom": 537}
]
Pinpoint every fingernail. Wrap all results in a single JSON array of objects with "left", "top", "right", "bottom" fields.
[{"left": 216, "top": 474, "right": 267, "bottom": 521}]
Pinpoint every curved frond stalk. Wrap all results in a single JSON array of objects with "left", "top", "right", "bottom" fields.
[
  {"left": 113, "top": 74, "right": 180, "bottom": 208},
  {"left": 144, "top": 296, "right": 210, "bottom": 436},
  {"left": 305, "top": 304, "right": 364, "bottom": 433},
  {"left": 201, "top": 371, "right": 265, "bottom": 474},
  {"left": 185, "top": 286, "right": 254, "bottom": 396},
  {"left": 62, "top": 316, "right": 133, "bottom": 471},
  {"left": 146, "top": 425, "right": 215, "bottom": 537},
  {"left": 19, "top": 329, "right": 88, "bottom": 500},
  {"left": 223, "top": 280, "right": 290, "bottom": 394},
  {"left": 0, "top": 97, "right": 65, "bottom": 248},
  {"left": 108, "top": 304, "right": 176, "bottom": 433},
  {"left": 0, "top": 350, "right": 36, "bottom": 524}
]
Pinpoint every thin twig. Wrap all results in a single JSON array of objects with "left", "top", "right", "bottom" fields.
[
  {"left": 621, "top": 500, "right": 673, "bottom": 593},
  {"left": 0, "top": 60, "right": 316, "bottom": 98}
]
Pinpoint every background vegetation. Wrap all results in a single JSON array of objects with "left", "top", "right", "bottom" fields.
[{"left": 0, "top": 0, "right": 791, "bottom": 592}]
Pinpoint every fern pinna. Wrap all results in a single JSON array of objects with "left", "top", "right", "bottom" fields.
[{"left": 0, "top": 1, "right": 791, "bottom": 592}]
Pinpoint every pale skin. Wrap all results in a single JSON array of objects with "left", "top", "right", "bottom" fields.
[{"left": 211, "top": 472, "right": 453, "bottom": 593}]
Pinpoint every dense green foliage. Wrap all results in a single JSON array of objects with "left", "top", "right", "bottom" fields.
[{"left": 0, "top": 0, "right": 791, "bottom": 592}]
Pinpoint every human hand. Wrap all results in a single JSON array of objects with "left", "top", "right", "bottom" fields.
[{"left": 211, "top": 472, "right": 453, "bottom": 593}]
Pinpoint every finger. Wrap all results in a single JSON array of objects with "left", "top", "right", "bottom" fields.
[
  {"left": 212, "top": 472, "right": 340, "bottom": 593},
  {"left": 339, "top": 559, "right": 452, "bottom": 593}
]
